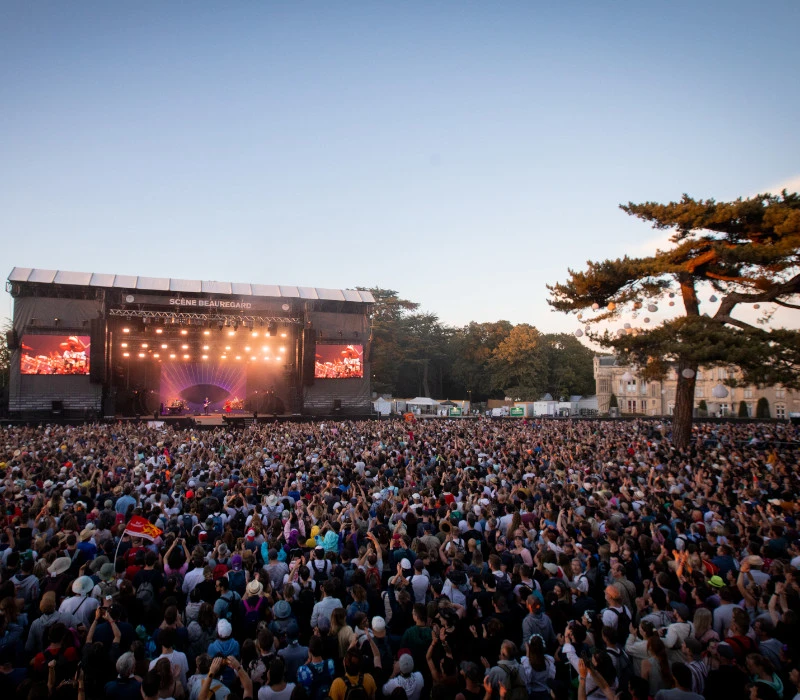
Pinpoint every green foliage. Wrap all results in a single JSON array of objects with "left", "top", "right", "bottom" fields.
[
  {"left": 738, "top": 400, "right": 749, "bottom": 418},
  {"left": 608, "top": 393, "right": 618, "bottom": 409},
  {"left": 0, "top": 319, "right": 10, "bottom": 390},
  {"left": 489, "top": 324, "right": 548, "bottom": 401},
  {"left": 548, "top": 191, "right": 800, "bottom": 445},
  {"left": 541, "top": 333, "right": 596, "bottom": 399},
  {"left": 450, "top": 321, "right": 513, "bottom": 401},
  {"left": 698, "top": 400, "right": 708, "bottom": 415},
  {"left": 756, "top": 397, "right": 771, "bottom": 419}
]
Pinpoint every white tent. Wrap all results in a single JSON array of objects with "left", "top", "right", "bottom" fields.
[
  {"left": 373, "top": 397, "right": 392, "bottom": 416},
  {"left": 406, "top": 396, "right": 438, "bottom": 415}
]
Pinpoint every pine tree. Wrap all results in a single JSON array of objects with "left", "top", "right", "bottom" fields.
[
  {"left": 548, "top": 192, "right": 800, "bottom": 447},
  {"left": 756, "top": 397, "right": 771, "bottom": 419},
  {"left": 608, "top": 393, "right": 618, "bottom": 409},
  {"left": 738, "top": 400, "right": 749, "bottom": 418}
]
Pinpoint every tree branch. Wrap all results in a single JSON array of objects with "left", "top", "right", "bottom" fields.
[{"left": 774, "top": 299, "right": 800, "bottom": 310}]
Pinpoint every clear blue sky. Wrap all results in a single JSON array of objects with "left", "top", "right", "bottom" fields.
[{"left": 2, "top": 1, "right": 798, "bottom": 332}]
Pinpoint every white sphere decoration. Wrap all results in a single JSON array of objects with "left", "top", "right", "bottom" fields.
[
  {"left": 711, "top": 383, "right": 729, "bottom": 399},
  {"left": 621, "top": 371, "right": 634, "bottom": 382},
  {"left": 616, "top": 329, "right": 625, "bottom": 337},
  {"left": 681, "top": 368, "right": 695, "bottom": 379},
  {"left": 661, "top": 389, "right": 667, "bottom": 395},
  {"left": 709, "top": 295, "right": 718, "bottom": 302},
  {"left": 643, "top": 317, "right": 651, "bottom": 323},
  {"left": 647, "top": 304, "right": 658, "bottom": 312},
  {"left": 669, "top": 292, "right": 675, "bottom": 298},
  {"left": 585, "top": 326, "right": 590, "bottom": 333},
  {"left": 574, "top": 329, "right": 583, "bottom": 337},
  {"left": 624, "top": 323, "right": 631, "bottom": 329},
  {"left": 591, "top": 303, "right": 599, "bottom": 310}
]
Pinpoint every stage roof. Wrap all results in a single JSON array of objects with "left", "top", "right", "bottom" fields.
[{"left": 8, "top": 267, "right": 375, "bottom": 304}]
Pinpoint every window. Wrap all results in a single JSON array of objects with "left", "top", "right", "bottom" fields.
[
  {"left": 744, "top": 387, "right": 753, "bottom": 399},
  {"left": 719, "top": 403, "right": 729, "bottom": 416},
  {"left": 696, "top": 370, "right": 703, "bottom": 380},
  {"left": 668, "top": 389, "right": 676, "bottom": 400},
  {"left": 746, "top": 403, "right": 753, "bottom": 417},
  {"left": 668, "top": 403, "right": 675, "bottom": 415},
  {"left": 776, "top": 388, "right": 786, "bottom": 399},
  {"left": 618, "top": 379, "right": 625, "bottom": 394},
  {"left": 650, "top": 384, "right": 659, "bottom": 398},
  {"left": 626, "top": 378, "right": 637, "bottom": 394},
  {"left": 776, "top": 404, "right": 786, "bottom": 419},
  {"left": 627, "top": 399, "right": 638, "bottom": 413},
  {"left": 640, "top": 382, "right": 647, "bottom": 395},
  {"left": 695, "top": 386, "right": 705, "bottom": 398},
  {"left": 599, "top": 378, "right": 611, "bottom": 394},
  {"left": 718, "top": 368, "right": 728, "bottom": 380}
]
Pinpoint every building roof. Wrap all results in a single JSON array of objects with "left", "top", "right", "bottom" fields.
[{"left": 7, "top": 267, "right": 374, "bottom": 304}]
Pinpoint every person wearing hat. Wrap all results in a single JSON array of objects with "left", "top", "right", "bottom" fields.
[
  {"left": 59, "top": 575, "right": 99, "bottom": 628},
  {"left": 382, "top": 652, "right": 424, "bottom": 700},
  {"left": 25, "top": 592, "right": 79, "bottom": 655},
  {"left": 42, "top": 556, "right": 73, "bottom": 601},
  {"left": 663, "top": 602, "right": 694, "bottom": 665},
  {"left": 208, "top": 618, "right": 240, "bottom": 659}
]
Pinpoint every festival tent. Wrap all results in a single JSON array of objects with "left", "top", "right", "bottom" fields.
[
  {"left": 373, "top": 397, "right": 392, "bottom": 415},
  {"left": 406, "top": 396, "right": 439, "bottom": 415}
]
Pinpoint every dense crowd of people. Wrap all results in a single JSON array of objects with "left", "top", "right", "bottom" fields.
[{"left": 0, "top": 416, "right": 798, "bottom": 700}]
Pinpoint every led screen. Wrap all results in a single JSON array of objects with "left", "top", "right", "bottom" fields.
[
  {"left": 20, "top": 335, "right": 91, "bottom": 375},
  {"left": 314, "top": 344, "right": 363, "bottom": 379}
]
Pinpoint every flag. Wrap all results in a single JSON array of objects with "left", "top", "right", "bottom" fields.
[{"left": 124, "top": 515, "right": 163, "bottom": 541}]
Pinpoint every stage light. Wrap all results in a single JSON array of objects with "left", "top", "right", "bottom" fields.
[
  {"left": 235, "top": 355, "right": 241, "bottom": 360},
  {"left": 279, "top": 347, "right": 285, "bottom": 353},
  {"left": 170, "top": 353, "right": 176, "bottom": 359},
  {"left": 204, "top": 330, "right": 210, "bottom": 336},
  {"left": 161, "top": 344, "right": 168, "bottom": 349},
  {"left": 181, "top": 344, "right": 188, "bottom": 349},
  {"left": 263, "top": 356, "right": 269, "bottom": 361},
  {"left": 280, "top": 332, "right": 287, "bottom": 338},
  {"left": 262, "top": 346, "right": 268, "bottom": 352},
  {"left": 251, "top": 332, "right": 258, "bottom": 337},
  {"left": 244, "top": 346, "right": 251, "bottom": 352},
  {"left": 153, "top": 353, "right": 160, "bottom": 358},
  {"left": 155, "top": 329, "right": 163, "bottom": 334},
  {"left": 202, "top": 355, "right": 208, "bottom": 360},
  {"left": 138, "top": 353, "right": 145, "bottom": 358},
  {"left": 183, "top": 354, "right": 189, "bottom": 359},
  {"left": 203, "top": 345, "right": 209, "bottom": 350},
  {"left": 225, "top": 345, "right": 231, "bottom": 351},
  {"left": 141, "top": 343, "right": 148, "bottom": 348},
  {"left": 221, "top": 355, "right": 227, "bottom": 360},
  {"left": 181, "top": 329, "right": 188, "bottom": 335},
  {"left": 123, "top": 352, "right": 130, "bottom": 357},
  {"left": 251, "top": 356, "right": 256, "bottom": 361},
  {"left": 123, "top": 328, "right": 130, "bottom": 333},
  {"left": 228, "top": 330, "right": 235, "bottom": 336},
  {"left": 121, "top": 343, "right": 128, "bottom": 348}
]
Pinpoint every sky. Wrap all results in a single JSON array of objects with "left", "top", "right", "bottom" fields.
[{"left": 1, "top": 1, "right": 798, "bottom": 334}]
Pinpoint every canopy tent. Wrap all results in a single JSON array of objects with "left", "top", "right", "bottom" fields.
[
  {"left": 405, "top": 396, "right": 438, "bottom": 415},
  {"left": 373, "top": 397, "right": 392, "bottom": 416}
]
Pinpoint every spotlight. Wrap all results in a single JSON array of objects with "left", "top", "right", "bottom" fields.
[
  {"left": 53, "top": 318, "right": 61, "bottom": 327},
  {"left": 123, "top": 352, "right": 130, "bottom": 357},
  {"left": 180, "top": 329, "right": 188, "bottom": 336},
  {"left": 123, "top": 327, "right": 130, "bottom": 333},
  {"left": 155, "top": 329, "right": 163, "bottom": 334}
]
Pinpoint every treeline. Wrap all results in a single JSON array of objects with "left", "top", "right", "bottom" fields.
[{"left": 361, "top": 288, "right": 596, "bottom": 402}]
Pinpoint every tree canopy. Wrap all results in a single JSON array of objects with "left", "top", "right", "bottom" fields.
[{"left": 548, "top": 191, "right": 800, "bottom": 446}]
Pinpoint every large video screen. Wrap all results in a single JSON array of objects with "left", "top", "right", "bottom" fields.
[
  {"left": 20, "top": 335, "right": 91, "bottom": 375},
  {"left": 314, "top": 344, "right": 364, "bottom": 379}
]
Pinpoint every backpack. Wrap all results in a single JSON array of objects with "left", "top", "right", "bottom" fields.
[
  {"left": 97, "top": 580, "right": 117, "bottom": 602},
  {"left": 242, "top": 596, "right": 265, "bottom": 637},
  {"left": 307, "top": 661, "right": 333, "bottom": 700},
  {"left": 500, "top": 663, "right": 529, "bottom": 700},
  {"left": 607, "top": 647, "right": 633, "bottom": 693},
  {"left": 229, "top": 510, "right": 246, "bottom": 537},
  {"left": 40, "top": 646, "right": 76, "bottom": 685},
  {"left": 182, "top": 514, "right": 194, "bottom": 535},
  {"left": 136, "top": 581, "right": 156, "bottom": 611},
  {"left": 211, "top": 515, "right": 224, "bottom": 537},
  {"left": 228, "top": 570, "right": 246, "bottom": 596},
  {"left": 343, "top": 673, "right": 369, "bottom": 700},
  {"left": 298, "top": 583, "right": 317, "bottom": 614},
  {"left": 217, "top": 592, "right": 237, "bottom": 622},
  {"left": 341, "top": 561, "right": 357, "bottom": 588},
  {"left": 311, "top": 560, "right": 329, "bottom": 586},
  {"left": 608, "top": 606, "right": 632, "bottom": 645}
]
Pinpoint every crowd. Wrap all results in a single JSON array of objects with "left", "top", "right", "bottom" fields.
[{"left": 0, "top": 416, "right": 798, "bottom": 700}]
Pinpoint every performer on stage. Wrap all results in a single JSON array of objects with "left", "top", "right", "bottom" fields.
[{"left": 204, "top": 397, "right": 210, "bottom": 415}]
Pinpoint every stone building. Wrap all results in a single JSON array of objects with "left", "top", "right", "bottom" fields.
[{"left": 594, "top": 356, "right": 798, "bottom": 418}]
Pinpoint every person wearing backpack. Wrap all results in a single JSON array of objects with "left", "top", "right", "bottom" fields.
[
  {"left": 600, "top": 586, "right": 632, "bottom": 646},
  {"left": 297, "top": 635, "right": 336, "bottom": 700},
  {"left": 214, "top": 576, "right": 241, "bottom": 629},
  {"left": 601, "top": 625, "right": 633, "bottom": 694},
  {"left": 328, "top": 648, "right": 377, "bottom": 700},
  {"left": 242, "top": 579, "right": 269, "bottom": 639},
  {"left": 485, "top": 640, "right": 529, "bottom": 700},
  {"left": 226, "top": 554, "right": 248, "bottom": 597}
]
